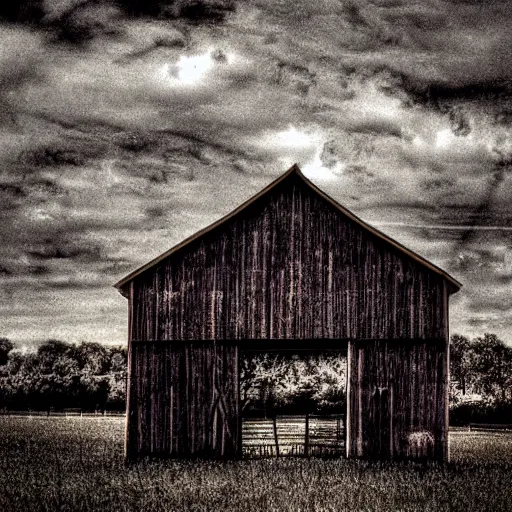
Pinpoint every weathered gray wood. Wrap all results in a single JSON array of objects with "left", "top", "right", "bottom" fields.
[
  {"left": 130, "top": 173, "right": 449, "bottom": 344},
  {"left": 346, "top": 339, "right": 447, "bottom": 461},
  {"left": 126, "top": 341, "right": 239, "bottom": 459}
]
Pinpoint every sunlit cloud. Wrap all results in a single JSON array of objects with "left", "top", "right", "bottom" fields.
[
  {"left": 263, "top": 126, "right": 345, "bottom": 181},
  {"left": 276, "top": 126, "right": 316, "bottom": 148},
  {"left": 157, "top": 48, "right": 236, "bottom": 87},
  {"left": 435, "top": 129, "right": 455, "bottom": 149},
  {"left": 302, "top": 151, "right": 344, "bottom": 182},
  {"left": 412, "top": 136, "right": 425, "bottom": 147},
  {"left": 175, "top": 51, "right": 215, "bottom": 85}
]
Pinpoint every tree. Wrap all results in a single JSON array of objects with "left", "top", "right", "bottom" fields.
[
  {"left": 105, "top": 346, "right": 127, "bottom": 410},
  {"left": 37, "top": 340, "right": 72, "bottom": 373},
  {"left": 450, "top": 334, "right": 473, "bottom": 396},
  {"left": 73, "top": 342, "right": 109, "bottom": 375},
  {"left": 471, "top": 333, "right": 512, "bottom": 402},
  {"left": 240, "top": 353, "right": 347, "bottom": 416},
  {"left": 0, "top": 338, "right": 14, "bottom": 366},
  {"left": 240, "top": 353, "right": 292, "bottom": 416}
]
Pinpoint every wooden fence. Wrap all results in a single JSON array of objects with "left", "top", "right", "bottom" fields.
[
  {"left": 242, "top": 414, "right": 345, "bottom": 458},
  {"left": 468, "top": 423, "right": 512, "bottom": 432},
  {"left": 0, "top": 410, "right": 126, "bottom": 417}
]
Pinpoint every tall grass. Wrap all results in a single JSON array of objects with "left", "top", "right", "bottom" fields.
[{"left": 0, "top": 418, "right": 511, "bottom": 511}]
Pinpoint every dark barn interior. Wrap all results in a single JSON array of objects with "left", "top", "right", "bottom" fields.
[{"left": 115, "top": 164, "right": 460, "bottom": 461}]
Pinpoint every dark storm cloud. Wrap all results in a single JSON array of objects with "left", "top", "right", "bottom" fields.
[
  {"left": 272, "top": 61, "right": 317, "bottom": 97},
  {"left": 396, "top": 79, "right": 512, "bottom": 111},
  {"left": 0, "top": 184, "right": 27, "bottom": 199},
  {"left": 114, "top": 132, "right": 156, "bottom": 152},
  {"left": 115, "top": 0, "right": 235, "bottom": 22},
  {"left": 22, "top": 144, "right": 89, "bottom": 168},
  {"left": 348, "top": 119, "right": 402, "bottom": 138},
  {"left": 0, "top": 1, "right": 45, "bottom": 24},
  {"left": 0, "top": 1, "right": 114, "bottom": 44},
  {"left": 26, "top": 238, "right": 104, "bottom": 262},
  {"left": 27, "top": 264, "right": 51, "bottom": 276},
  {"left": 0, "top": 0, "right": 235, "bottom": 44},
  {"left": 419, "top": 177, "right": 456, "bottom": 193}
]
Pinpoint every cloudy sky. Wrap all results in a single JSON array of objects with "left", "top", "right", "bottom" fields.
[{"left": 0, "top": 0, "right": 511, "bottom": 348}]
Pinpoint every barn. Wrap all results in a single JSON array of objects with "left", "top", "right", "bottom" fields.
[{"left": 114, "top": 164, "right": 461, "bottom": 461}]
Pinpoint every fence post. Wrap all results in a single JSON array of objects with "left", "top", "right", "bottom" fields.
[
  {"left": 272, "top": 416, "right": 280, "bottom": 458},
  {"left": 305, "top": 413, "right": 310, "bottom": 458}
]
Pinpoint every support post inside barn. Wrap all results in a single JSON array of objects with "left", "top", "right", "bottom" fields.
[{"left": 114, "top": 164, "right": 461, "bottom": 461}]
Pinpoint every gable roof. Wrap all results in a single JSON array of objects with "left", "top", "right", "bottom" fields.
[{"left": 114, "top": 164, "right": 462, "bottom": 297}]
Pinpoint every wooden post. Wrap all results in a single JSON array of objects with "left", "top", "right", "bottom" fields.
[
  {"left": 346, "top": 340, "right": 352, "bottom": 458},
  {"left": 305, "top": 413, "right": 310, "bottom": 458},
  {"left": 444, "top": 281, "right": 450, "bottom": 463},
  {"left": 124, "top": 282, "right": 134, "bottom": 461},
  {"left": 272, "top": 416, "right": 280, "bottom": 458}
]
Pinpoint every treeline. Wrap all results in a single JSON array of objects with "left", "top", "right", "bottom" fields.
[
  {"left": 0, "top": 338, "right": 126, "bottom": 412},
  {"left": 449, "top": 333, "right": 512, "bottom": 425}
]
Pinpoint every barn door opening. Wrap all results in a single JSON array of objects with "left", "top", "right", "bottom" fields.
[{"left": 239, "top": 347, "right": 347, "bottom": 458}]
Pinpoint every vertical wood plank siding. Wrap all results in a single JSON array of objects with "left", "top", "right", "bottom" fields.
[
  {"left": 126, "top": 172, "right": 452, "bottom": 460},
  {"left": 131, "top": 174, "right": 447, "bottom": 343},
  {"left": 127, "top": 341, "right": 239, "bottom": 459},
  {"left": 346, "top": 339, "right": 448, "bottom": 460}
]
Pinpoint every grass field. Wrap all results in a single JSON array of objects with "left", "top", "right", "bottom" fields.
[{"left": 0, "top": 417, "right": 511, "bottom": 512}]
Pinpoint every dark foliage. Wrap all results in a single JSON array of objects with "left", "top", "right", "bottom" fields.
[
  {"left": 450, "top": 332, "right": 512, "bottom": 404},
  {"left": 240, "top": 353, "right": 347, "bottom": 417},
  {"left": 0, "top": 338, "right": 14, "bottom": 366},
  {"left": 0, "top": 339, "right": 127, "bottom": 412},
  {"left": 450, "top": 401, "right": 512, "bottom": 426},
  {"left": 1, "top": 331, "right": 510, "bottom": 420}
]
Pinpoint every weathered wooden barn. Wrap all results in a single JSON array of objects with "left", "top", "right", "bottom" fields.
[{"left": 115, "top": 164, "right": 461, "bottom": 461}]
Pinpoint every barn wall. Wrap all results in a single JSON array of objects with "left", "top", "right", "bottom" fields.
[
  {"left": 346, "top": 339, "right": 448, "bottom": 461},
  {"left": 125, "top": 340, "right": 240, "bottom": 459},
  {"left": 130, "top": 173, "right": 448, "bottom": 343}
]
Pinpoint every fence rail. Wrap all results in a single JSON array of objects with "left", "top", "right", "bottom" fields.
[
  {"left": 242, "top": 414, "right": 345, "bottom": 458},
  {"left": 0, "top": 410, "right": 126, "bottom": 417},
  {"left": 468, "top": 423, "right": 512, "bottom": 432}
]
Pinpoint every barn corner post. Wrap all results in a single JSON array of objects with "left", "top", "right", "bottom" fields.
[
  {"left": 236, "top": 343, "right": 243, "bottom": 460},
  {"left": 124, "top": 281, "right": 136, "bottom": 462},
  {"left": 345, "top": 339, "right": 352, "bottom": 458},
  {"left": 443, "top": 280, "right": 450, "bottom": 463}
]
